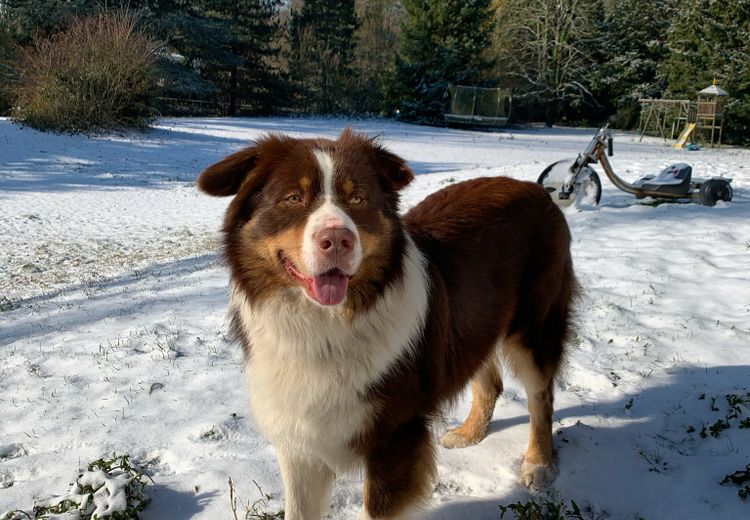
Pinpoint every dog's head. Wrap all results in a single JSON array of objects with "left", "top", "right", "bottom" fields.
[{"left": 198, "top": 129, "right": 414, "bottom": 308}]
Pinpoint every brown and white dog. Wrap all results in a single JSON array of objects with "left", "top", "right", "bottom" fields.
[{"left": 198, "top": 129, "right": 576, "bottom": 519}]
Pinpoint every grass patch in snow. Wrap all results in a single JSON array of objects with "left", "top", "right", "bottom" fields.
[
  {"left": 688, "top": 390, "right": 750, "bottom": 439},
  {"left": 721, "top": 463, "right": 750, "bottom": 501},
  {"left": 0, "top": 296, "right": 14, "bottom": 312},
  {"left": 228, "top": 478, "right": 284, "bottom": 520},
  {"left": 681, "top": 390, "right": 750, "bottom": 502},
  {"left": 636, "top": 448, "right": 669, "bottom": 473},
  {"left": 498, "top": 495, "right": 611, "bottom": 520},
  {"left": 5, "top": 454, "right": 151, "bottom": 519}
]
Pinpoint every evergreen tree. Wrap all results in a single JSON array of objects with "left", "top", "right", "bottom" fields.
[
  {"left": 389, "top": 0, "right": 495, "bottom": 122},
  {"left": 591, "top": 0, "right": 672, "bottom": 127},
  {"left": 196, "top": 0, "right": 284, "bottom": 114},
  {"left": 133, "top": 0, "right": 286, "bottom": 113},
  {"left": 288, "top": 0, "right": 358, "bottom": 113},
  {"left": 129, "top": 1, "right": 227, "bottom": 103},
  {"left": 2, "top": 0, "right": 100, "bottom": 44},
  {"left": 665, "top": 0, "right": 750, "bottom": 143}
]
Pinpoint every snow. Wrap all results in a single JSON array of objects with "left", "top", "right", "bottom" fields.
[{"left": 1, "top": 117, "right": 749, "bottom": 519}]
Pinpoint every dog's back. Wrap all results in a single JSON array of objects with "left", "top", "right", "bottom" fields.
[{"left": 405, "top": 176, "right": 575, "bottom": 399}]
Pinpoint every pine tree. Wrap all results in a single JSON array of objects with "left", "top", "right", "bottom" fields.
[
  {"left": 389, "top": 0, "right": 495, "bottom": 122},
  {"left": 288, "top": 0, "right": 358, "bottom": 113},
  {"left": 591, "top": 0, "right": 672, "bottom": 127},
  {"left": 197, "top": 0, "right": 284, "bottom": 115},
  {"left": 135, "top": 0, "right": 286, "bottom": 113},
  {"left": 1, "top": 0, "right": 99, "bottom": 44}
]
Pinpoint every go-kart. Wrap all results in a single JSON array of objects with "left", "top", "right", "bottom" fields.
[{"left": 538, "top": 125, "right": 733, "bottom": 207}]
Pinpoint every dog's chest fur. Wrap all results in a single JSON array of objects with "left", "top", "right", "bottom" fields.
[{"left": 232, "top": 238, "right": 429, "bottom": 472}]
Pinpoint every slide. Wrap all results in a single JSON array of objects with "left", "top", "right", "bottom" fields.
[{"left": 674, "top": 122, "right": 696, "bottom": 148}]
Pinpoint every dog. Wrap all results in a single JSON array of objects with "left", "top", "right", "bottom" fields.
[{"left": 198, "top": 129, "right": 576, "bottom": 519}]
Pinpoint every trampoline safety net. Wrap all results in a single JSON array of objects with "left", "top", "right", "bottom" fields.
[{"left": 444, "top": 85, "right": 511, "bottom": 126}]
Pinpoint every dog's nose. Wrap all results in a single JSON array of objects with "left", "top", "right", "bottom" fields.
[{"left": 316, "top": 227, "right": 355, "bottom": 256}]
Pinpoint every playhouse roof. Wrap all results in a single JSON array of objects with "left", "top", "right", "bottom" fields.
[{"left": 698, "top": 84, "right": 729, "bottom": 96}]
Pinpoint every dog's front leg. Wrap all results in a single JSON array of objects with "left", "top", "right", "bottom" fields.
[
  {"left": 362, "top": 417, "right": 436, "bottom": 519},
  {"left": 278, "top": 450, "right": 335, "bottom": 520}
]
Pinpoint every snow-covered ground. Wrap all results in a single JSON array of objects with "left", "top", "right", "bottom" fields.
[{"left": 1, "top": 117, "right": 749, "bottom": 519}]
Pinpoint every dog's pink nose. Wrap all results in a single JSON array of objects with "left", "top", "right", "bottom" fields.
[{"left": 316, "top": 227, "right": 355, "bottom": 256}]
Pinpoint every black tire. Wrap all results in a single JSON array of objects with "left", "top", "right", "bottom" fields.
[
  {"left": 699, "top": 179, "right": 733, "bottom": 206},
  {"left": 538, "top": 161, "right": 602, "bottom": 207},
  {"left": 537, "top": 160, "right": 565, "bottom": 185}
]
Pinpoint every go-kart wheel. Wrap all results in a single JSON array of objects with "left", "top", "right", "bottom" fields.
[
  {"left": 538, "top": 161, "right": 602, "bottom": 207},
  {"left": 699, "top": 179, "right": 732, "bottom": 206}
]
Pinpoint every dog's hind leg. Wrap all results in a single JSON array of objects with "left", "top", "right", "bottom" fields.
[
  {"left": 278, "top": 451, "right": 335, "bottom": 520},
  {"left": 502, "top": 331, "right": 561, "bottom": 490},
  {"left": 441, "top": 355, "right": 503, "bottom": 449}
]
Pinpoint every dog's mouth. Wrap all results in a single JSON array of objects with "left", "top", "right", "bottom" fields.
[{"left": 280, "top": 252, "right": 351, "bottom": 306}]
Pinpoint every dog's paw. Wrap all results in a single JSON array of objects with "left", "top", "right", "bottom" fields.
[
  {"left": 440, "top": 430, "right": 470, "bottom": 449},
  {"left": 440, "top": 428, "right": 485, "bottom": 449},
  {"left": 519, "top": 461, "right": 555, "bottom": 490},
  {"left": 440, "top": 428, "right": 484, "bottom": 449}
]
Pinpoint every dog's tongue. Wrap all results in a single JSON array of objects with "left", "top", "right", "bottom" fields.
[{"left": 311, "top": 270, "right": 349, "bottom": 305}]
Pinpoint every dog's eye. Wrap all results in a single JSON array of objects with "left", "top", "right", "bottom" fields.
[
  {"left": 350, "top": 195, "right": 364, "bottom": 205},
  {"left": 284, "top": 194, "right": 303, "bottom": 204}
]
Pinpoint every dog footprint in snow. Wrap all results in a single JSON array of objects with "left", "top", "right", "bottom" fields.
[{"left": 433, "top": 479, "right": 472, "bottom": 496}]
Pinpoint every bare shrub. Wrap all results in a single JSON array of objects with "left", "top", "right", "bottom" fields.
[{"left": 12, "top": 11, "right": 160, "bottom": 133}]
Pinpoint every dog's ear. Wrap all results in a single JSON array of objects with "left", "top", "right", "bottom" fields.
[
  {"left": 375, "top": 146, "right": 415, "bottom": 191},
  {"left": 339, "top": 128, "right": 414, "bottom": 191},
  {"left": 198, "top": 146, "right": 260, "bottom": 197}
]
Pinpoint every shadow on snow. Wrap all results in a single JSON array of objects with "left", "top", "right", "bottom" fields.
[{"left": 429, "top": 363, "right": 750, "bottom": 519}]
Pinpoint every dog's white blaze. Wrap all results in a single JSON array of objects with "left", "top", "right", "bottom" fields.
[
  {"left": 232, "top": 236, "right": 429, "bottom": 480},
  {"left": 314, "top": 149, "right": 335, "bottom": 199},
  {"left": 300, "top": 149, "right": 363, "bottom": 277}
]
